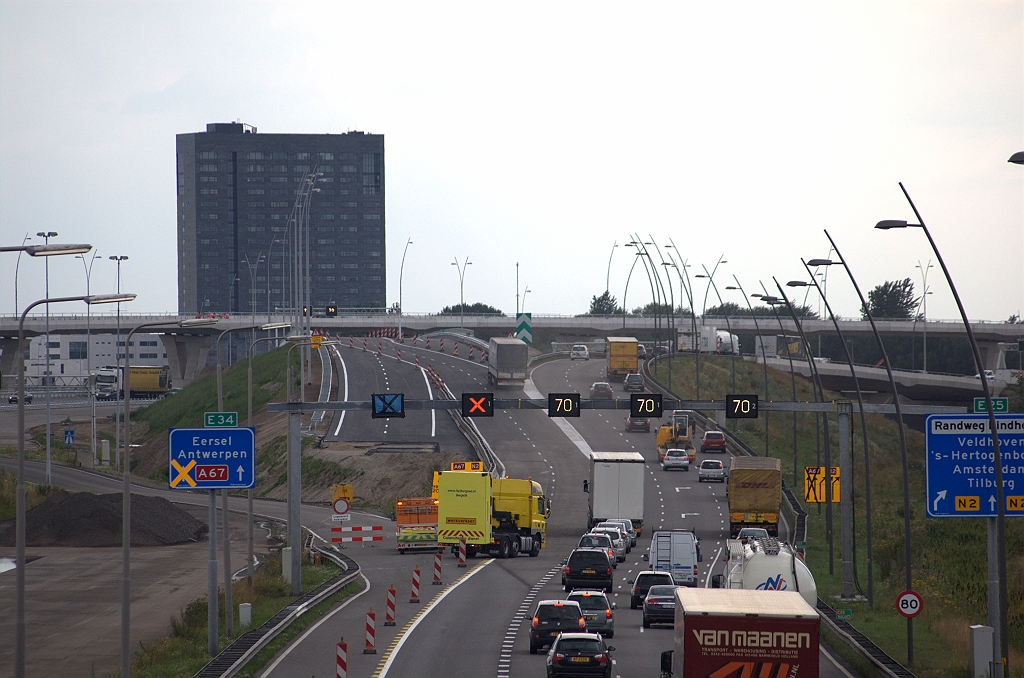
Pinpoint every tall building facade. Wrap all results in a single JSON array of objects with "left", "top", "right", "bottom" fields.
[{"left": 176, "top": 122, "right": 385, "bottom": 316}]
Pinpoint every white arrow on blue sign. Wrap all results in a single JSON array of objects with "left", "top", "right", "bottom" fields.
[
  {"left": 168, "top": 427, "right": 255, "bottom": 490},
  {"left": 924, "top": 413, "right": 1024, "bottom": 518}
]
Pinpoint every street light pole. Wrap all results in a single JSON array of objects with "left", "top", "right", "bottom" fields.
[
  {"left": 606, "top": 241, "right": 618, "bottom": 293},
  {"left": 77, "top": 251, "right": 101, "bottom": 466},
  {"left": 728, "top": 280, "right": 771, "bottom": 455},
  {"left": 36, "top": 231, "right": 58, "bottom": 485},
  {"left": 398, "top": 238, "right": 412, "bottom": 339},
  {"left": 701, "top": 264, "right": 736, "bottom": 397},
  {"left": 12, "top": 233, "right": 31, "bottom": 316},
  {"left": 451, "top": 257, "right": 472, "bottom": 328},
  {"left": 109, "top": 255, "right": 128, "bottom": 471},
  {"left": 916, "top": 260, "right": 933, "bottom": 373}
]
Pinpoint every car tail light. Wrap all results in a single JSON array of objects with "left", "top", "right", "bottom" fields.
[
  {"left": 605, "top": 609, "right": 612, "bottom": 619},
  {"left": 633, "top": 585, "right": 640, "bottom": 594},
  {"left": 596, "top": 653, "right": 609, "bottom": 663},
  {"left": 608, "top": 550, "right": 614, "bottom": 558},
  {"left": 606, "top": 567, "right": 612, "bottom": 576},
  {"left": 554, "top": 653, "right": 565, "bottom": 660},
  {"left": 563, "top": 565, "right": 570, "bottom": 576},
  {"left": 531, "top": 616, "right": 539, "bottom": 628},
  {"left": 693, "top": 565, "right": 698, "bottom": 575},
  {"left": 578, "top": 617, "right": 586, "bottom": 629}
]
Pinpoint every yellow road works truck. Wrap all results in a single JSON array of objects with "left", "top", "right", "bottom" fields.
[
  {"left": 655, "top": 410, "right": 697, "bottom": 462},
  {"left": 437, "top": 471, "right": 549, "bottom": 558},
  {"left": 727, "top": 456, "right": 782, "bottom": 536},
  {"left": 605, "top": 337, "right": 638, "bottom": 382},
  {"left": 395, "top": 497, "right": 440, "bottom": 553}
]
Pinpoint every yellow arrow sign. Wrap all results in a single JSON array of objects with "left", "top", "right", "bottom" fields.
[{"left": 170, "top": 459, "right": 197, "bottom": 488}]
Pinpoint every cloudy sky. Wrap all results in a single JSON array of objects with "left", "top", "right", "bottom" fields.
[{"left": 2, "top": 1, "right": 1022, "bottom": 322}]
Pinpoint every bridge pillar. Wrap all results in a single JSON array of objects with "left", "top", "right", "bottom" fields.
[
  {"left": 977, "top": 341, "right": 1006, "bottom": 371},
  {"left": 0, "top": 338, "right": 22, "bottom": 387},
  {"left": 162, "top": 334, "right": 215, "bottom": 388}
]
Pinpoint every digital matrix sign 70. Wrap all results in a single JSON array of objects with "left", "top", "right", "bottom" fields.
[{"left": 726, "top": 394, "right": 759, "bottom": 419}]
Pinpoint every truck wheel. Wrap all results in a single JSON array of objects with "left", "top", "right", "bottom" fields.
[
  {"left": 509, "top": 539, "right": 520, "bottom": 558},
  {"left": 529, "top": 537, "right": 541, "bottom": 557},
  {"left": 499, "top": 537, "right": 511, "bottom": 559}
]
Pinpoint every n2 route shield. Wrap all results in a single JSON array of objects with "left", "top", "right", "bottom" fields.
[
  {"left": 924, "top": 413, "right": 1024, "bottom": 518},
  {"left": 168, "top": 427, "right": 255, "bottom": 490}
]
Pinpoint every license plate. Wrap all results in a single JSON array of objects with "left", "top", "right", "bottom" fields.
[
  {"left": 584, "top": 614, "right": 597, "bottom": 620},
  {"left": 571, "top": 656, "right": 590, "bottom": 663},
  {"left": 583, "top": 569, "right": 596, "bottom": 574}
]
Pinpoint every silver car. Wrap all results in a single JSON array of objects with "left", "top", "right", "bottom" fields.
[
  {"left": 602, "top": 518, "right": 637, "bottom": 548},
  {"left": 698, "top": 459, "right": 726, "bottom": 483},
  {"left": 591, "top": 527, "right": 627, "bottom": 562},
  {"left": 567, "top": 589, "right": 617, "bottom": 637},
  {"left": 596, "top": 521, "right": 632, "bottom": 553},
  {"left": 662, "top": 447, "right": 690, "bottom": 472}
]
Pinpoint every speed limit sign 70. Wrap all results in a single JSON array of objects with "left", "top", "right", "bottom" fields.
[{"left": 896, "top": 590, "right": 923, "bottom": 618}]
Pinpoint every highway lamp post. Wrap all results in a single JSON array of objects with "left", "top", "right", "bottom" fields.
[
  {"left": 727, "top": 281, "right": 771, "bottom": 454},
  {"left": 246, "top": 325, "right": 291, "bottom": 583},
  {"left": 12, "top": 233, "right": 31, "bottom": 317},
  {"left": 398, "top": 238, "right": 412, "bottom": 339},
  {"left": 628, "top": 240, "right": 661, "bottom": 362},
  {"left": 121, "top": 316, "right": 213, "bottom": 673},
  {"left": 621, "top": 252, "right": 642, "bottom": 330},
  {"left": 109, "top": 255, "right": 129, "bottom": 471},
  {"left": 692, "top": 256, "right": 727, "bottom": 401},
  {"left": 265, "top": 237, "right": 282, "bottom": 326},
  {"left": 751, "top": 290, "right": 799, "bottom": 474},
  {"left": 812, "top": 231, "right": 915, "bottom": 663},
  {"left": 790, "top": 266, "right": 875, "bottom": 606},
  {"left": 521, "top": 287, "right": 531, "bottom": 314},
  {"left": 244, "top": 252, "right": 265, "bottom": 344},
  {"left": 2, "top": 240, "right": 93, "bottom": 678},
  {"left": 701, "top": 264, "right": 737, "bottom": 398},
  {"left": 916, "top": 260, "right": 933, "bottom": 372},
  {"left": 644, "top": 235, "right": 676, "bottom": 360},
  {"left": 36, "top": 231, "right": 59, "bottom": 486},
  {"left": 77, "top": 251, "right": 101, "bottom": 465},
  {"left": 451, "top": 257, "right": 472, "bottom": 329},
  {"left": 666, "top": 244, "right": 698, "bottom": 389},
  {"left": 876, "top": 182, "right": 1008, "bottom": 672},
  {"left": 605, "top": 241, "right": 618, "bottom": 293}
]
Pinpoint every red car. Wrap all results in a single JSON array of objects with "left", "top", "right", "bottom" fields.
[{"left": 700, "top": 430, "right": 727, "bottom": 453}]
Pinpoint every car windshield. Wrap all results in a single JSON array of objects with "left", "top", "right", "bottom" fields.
[
  {"left": 556, "top": 639, "right": 602, "bottom": 652},
  {"left": 648, "top": 585, "right": 676, "bottom": 597},
  {"left": 579, "top": 535, "right": 610, "bottom": 548},
  {"left": 570, "top": 552, "right": 609, "bottom": 567},
  {"left": 705, "top": 432, "right": 724, "bottom": 440},
  {"left": 701, "top": 461, "right": 723, "bottom": 469},
  {"left": 666, "top": 449, "right": 686, "bottom": 457},
  {"left": 537, "top": 604, "right": 582, "bottom": 621},
  {"left": 637, "top": 574, "right": 671, "bottom": 587},
  {"left": 570, "top": 595, "right": 609, "bottom": 610}
]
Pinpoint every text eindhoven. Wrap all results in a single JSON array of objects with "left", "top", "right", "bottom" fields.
[{"left": 930, "top": 419, "right": 1024, "bottom": 433}]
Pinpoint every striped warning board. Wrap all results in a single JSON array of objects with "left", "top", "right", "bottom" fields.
[
  {"left": 332, "top": 525, "right": 384, "bottom": 543},
  {"left": 438, "top": 529, "right": 486, "bottom": 540}
]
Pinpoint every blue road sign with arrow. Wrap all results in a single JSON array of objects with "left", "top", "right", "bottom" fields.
[
  {"left": 924, "top": 414, "right": 1024, "bottom": 518},
  {"left": 168, "top": 428, "right": 255, "bottom": 490},
  {"left": 372, "top": 393, "right": 405, "bottom": 419}
]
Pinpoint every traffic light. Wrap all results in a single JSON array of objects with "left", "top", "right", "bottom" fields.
[
  {"left": 630, "top": 393, "right": 662, "bottom": 418},
  {"left": 726, "top": 394, "right": 759, "bottom": 418},
  {"left": 461, "top": 392, "right": 494, "bottom": 417},
  {"left": 548, "top": 393, "right": 581, "bottom": 418},
  {"left": 326, "top": 302, "right": 338, "bottom": 317},
  {"left": 302, "top": 305, "right": 309, "bottom": 316}
]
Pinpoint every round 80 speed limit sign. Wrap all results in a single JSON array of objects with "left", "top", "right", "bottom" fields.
[{"left": 896, "top": 590, "right": 923, "bottom": 618}]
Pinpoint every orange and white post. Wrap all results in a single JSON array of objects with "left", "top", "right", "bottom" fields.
[
  {"left": 336, "top": 636, "right": 348, "bottom": 678},
  {"left": 385, "top": 585, "right": 397, "bottom": 626},
  {"left": 458, "top": 539, "right": 467, "bottom": 567},
  {"left": 432, "top": 551, "right": 443, "bottom": 585},
  {"left": 364, "top": 608, "right": 376, "bottom": 654},
  {"left": 410, "top": 566, "right": 421, "bottom": 603}
]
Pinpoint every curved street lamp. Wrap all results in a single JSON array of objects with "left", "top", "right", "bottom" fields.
[
  {"left": 727, "top": 280, "right": 771, "bottom": 455},
  {"left": 750, "top": 288, "right": 799, "bottom": 473},
  {"left": 398, "top": 238, "right": 413, "bottom": 339}
]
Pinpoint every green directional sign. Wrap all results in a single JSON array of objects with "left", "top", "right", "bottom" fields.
[
  {"left": 516, "top": 313, "right": 532, "bottom": 345},
  {"left": 205, "top": 412, "right": 238, "bottom": 427},
  {"left": 973, "top": 397, "right": 1008, "bottom": 414}
]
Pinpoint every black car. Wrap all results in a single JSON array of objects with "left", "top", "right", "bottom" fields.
[
  {"left": 630, "top": 570, "right": 674, "bottom": 609},
  {"left": 625, "top": 416, "right": 650, "bottom": 433},
  {"left": 623, "top": 373, "right": 645, "bottom": 392},
  {"left": 545, "top": 632, "right": 615, "bottom": 677},
  {"left": 642, "top": 584, "right": 677, "bottom": 627},
  {"left": 8, "top": 393, "right": 33, "bottom": 404},
  {"left": 530, "top": 600, "right": 586, "bottom": 654},
  {"left": 563, "top": 548, "right": 614, "bottom": 593},
  {"left": 589, "top": 382, "right": 614, "bottom": 400}
]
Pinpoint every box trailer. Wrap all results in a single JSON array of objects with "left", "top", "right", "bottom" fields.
[{"left": 587, "top": 451, "right": 645, "bottom": 535}]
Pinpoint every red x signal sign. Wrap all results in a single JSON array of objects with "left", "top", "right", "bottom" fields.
[{"left": 461, "top": 392, "right": 494, "bottom": 417}]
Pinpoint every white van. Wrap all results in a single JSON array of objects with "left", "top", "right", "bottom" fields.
[{"left": 642, "top": 530, "right": 702, "bottom": 587}]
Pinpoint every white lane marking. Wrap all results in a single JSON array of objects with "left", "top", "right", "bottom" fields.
[
  {"left": 378, "top": 559, "right": 494, "bottom": 678},
  {"left": 703, "top": 547, "right": 723, "bottom": 588},
  {"left": 524, "top": 378, "right": 591, "bottom": 458},
  {"left": 420, "top": 366, "right": 436, "bottom": 437},
  {"left": 496, "top": 566, "right": 559, "bottom": 677},
  {"left": 331, "top": 347, "right": 349, "bottom": 436},
  {"left": 822, "top": 645, "right": 858, "bottom": 678},
  {"left": 258, "top": 573, "right": 370, "bottom": 677}
]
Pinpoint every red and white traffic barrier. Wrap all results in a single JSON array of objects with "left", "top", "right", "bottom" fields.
[
  {"left": 385, "top": 586, "right": 397, "bottom": 626},
  {"left": 454, "top": 341, "right": 459, "bottom": 356},
  {"left": 433, "top": 551, "right": 443, "bottom": 585},
  {"left": 469, "top": 346, "right": 474, "bottom": 360},
  {"left": 336, "top": 637, "right": 348, "bottom": 678},
  {"left": 458, "top": 539, "right": 467, "bottom": 568},
  {"left": 481, "top": 351, "right": 487, "bottom": 363},
  {"left": 425, "top": 337, "right": 431, "bottom": 349},
  {"left": 364, "top": 608, "right": 376, "bottom": 654},
  {"left": 377, "top": 341, "right": 383, "bottom": 356},
  {"left": 410, "top": 566, "right": 421, "bottom": 603},
  {"left": 362, "top": 336, "right": 367, "bottom": 351},
  {"left": 440, "top": 338, "right": 445, "bottom": 353},
  {"left": 412, "top": 336, "right": 418, "bottom": 346},
  {"left": 349, "top": 336, "right": 354, "bottom": 349},
  {"left": 331, "top": 525, "right": 385, "bottom": 543},
  {"left": 396, "top": 348, "right": 401, "bottom": 363},
  {"left": 415, "top": 355, "right": 421, "bottom": 368}
]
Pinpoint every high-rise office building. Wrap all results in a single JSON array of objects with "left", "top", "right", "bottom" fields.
[{"left": 176, "top": 122, "right": 385, "bottom": 315}]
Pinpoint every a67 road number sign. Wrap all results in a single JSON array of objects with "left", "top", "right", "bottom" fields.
[{"left": 896, "top": 590, "right": 923, "bottom": 618}]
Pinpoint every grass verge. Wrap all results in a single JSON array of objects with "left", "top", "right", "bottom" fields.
[{"left": 0, "top": 467, "right": 62, "bottom": 522}]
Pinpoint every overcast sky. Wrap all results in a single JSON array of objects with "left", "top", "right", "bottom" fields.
[{"left": 2, "top": 1, "right": 1022, "bottom": 322}]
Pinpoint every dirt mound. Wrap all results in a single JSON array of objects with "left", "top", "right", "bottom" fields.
[{"left": 0, "top": 492, "right": 208, "bottom": 547}]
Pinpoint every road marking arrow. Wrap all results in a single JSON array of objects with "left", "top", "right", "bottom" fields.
[
  {"left": 933, "top": 490, "right": 946, "bottom": 512},
  {"left": 237, "top": 467, "right": 244, "bottom": 481},
  {"left": 989, "top": 495, "right": 997, "bottom": 511}
]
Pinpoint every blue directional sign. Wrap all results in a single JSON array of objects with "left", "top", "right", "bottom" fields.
[
  {"left": 168, "top": 428, "right": 255, "bottom": 490},
  {"left": 372, "top": 393, "right": 405, "bottom": 419},
  {"left": 924, "top": 414, "right": 1024, "bottom": 518}
]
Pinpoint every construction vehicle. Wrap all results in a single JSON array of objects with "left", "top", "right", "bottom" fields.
[
  {"left": 437, "top": 471, "right": 549, "bottom": 558},
  {"left": 605, "top": 337, "right": 638, "bottom": 381},
  {"left": 586, "top": 451, "right": 645, "bottom": 536},
  {"left": 94, "top": 366, "right": 170, "bottom": 400},
  {"left": 727, "top": 456, "right": 782, "bottom": 536},
  {"left": 662, "top": 588, "right": 819, "bottom": 677},
  {"left": 655, "top": 410, "right": 697, "bottom": 462},
  {"left": 395, "top": 497, "right": 440, "bottom": 553},
  {"left": 487, "top": 337, "right": 529, "bottom": 387},
  {"left": 711, "top": 536, "right": 817, "bottom": 608}
]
